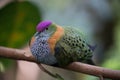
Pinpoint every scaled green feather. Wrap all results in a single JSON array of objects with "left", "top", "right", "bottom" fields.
[{"left": 55, "top": 26, "right": 93, "bottom": 67}]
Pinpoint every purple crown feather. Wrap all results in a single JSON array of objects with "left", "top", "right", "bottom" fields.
[{"left": 36, "top": 20, "right": 52, "bottom": 32}]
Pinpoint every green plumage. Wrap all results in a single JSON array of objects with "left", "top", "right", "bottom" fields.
[
  {"left": 31, "top": 21, "right": 95, "bottom": 67},
  {"left": 31, "top": 21, "right": 95, "bottom": 80},
  {"left": 54, "top": 26, "right": 93, "bottom": 67}
]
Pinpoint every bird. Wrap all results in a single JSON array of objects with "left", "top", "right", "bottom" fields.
[{"left": 29, "top": 20, "right": 96, "bottom": 67}]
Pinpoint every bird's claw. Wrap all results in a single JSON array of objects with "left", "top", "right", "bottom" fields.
[{"left": 55, "top": 73, "right": 64, "bottom": 80}]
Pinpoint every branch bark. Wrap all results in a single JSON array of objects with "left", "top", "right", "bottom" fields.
[{"left": 0, "top": 46, "right": 120, "bottom": 79}]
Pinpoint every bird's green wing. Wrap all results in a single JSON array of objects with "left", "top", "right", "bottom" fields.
[{"left": 54, "top": 27, "right": 93, "bottom": 67}]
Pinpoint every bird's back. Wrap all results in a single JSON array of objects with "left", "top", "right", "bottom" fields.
[{"left": 54, "top": 26, "right": 93, "bottom": 66}]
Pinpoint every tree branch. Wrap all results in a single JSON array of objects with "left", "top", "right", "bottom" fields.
[
  {"left": 0, "top": 46, "right": 36, "bottom": 62},
  {"left": 0, "top": 46, "right": 120, "bottom": 79}
]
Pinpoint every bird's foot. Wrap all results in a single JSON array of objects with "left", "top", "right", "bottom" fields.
[{"left": 38, "top": 64, "right": 64, "bottom": 80}]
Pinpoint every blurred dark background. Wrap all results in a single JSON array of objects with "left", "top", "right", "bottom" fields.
[{"left": 0, "top": 0, "right": 120, "bottom": 80}]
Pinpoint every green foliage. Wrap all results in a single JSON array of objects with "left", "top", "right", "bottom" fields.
[
  {"left": 0, "top": 1, "right": 42, "bottom": 70},
  {"left": 110, "top": 0, "right": 120, "bottom": 20},
  {"left": 101, "top": 0, "right": 120, "bottom": 70},
  {"left": 0, "top": 1, "right": 42, "bottom": 47},
  {"left": 102, "top": 23, "right": 120, "bottom": 70}
]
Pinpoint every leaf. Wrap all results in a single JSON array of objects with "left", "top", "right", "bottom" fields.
[{"left": 0, "top": 1, "right": 42, "bottom": 69}]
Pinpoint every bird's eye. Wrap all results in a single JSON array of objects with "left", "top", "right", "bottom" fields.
[{"left": 46, "top": 28, "right": 48, "bottom": 30}]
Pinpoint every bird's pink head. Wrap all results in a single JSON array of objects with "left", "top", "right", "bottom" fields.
[{"left": 36, "top": 20, "right": 52, "bottom": 32}]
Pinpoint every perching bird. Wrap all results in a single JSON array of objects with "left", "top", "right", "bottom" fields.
[{"left": 30, "top": 20, "right": 96, "bottom": 67}]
